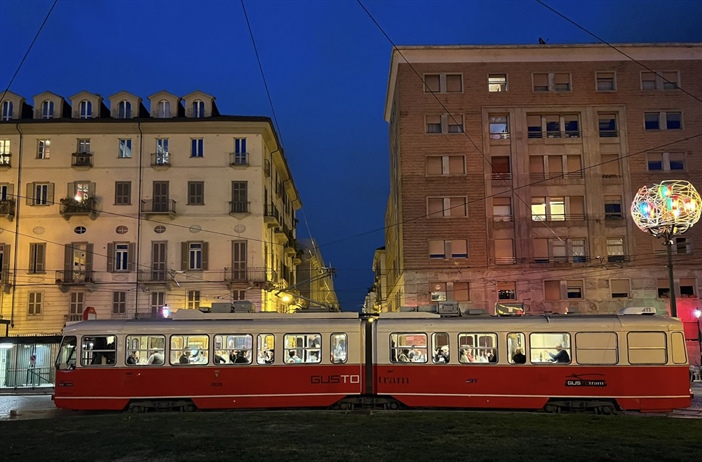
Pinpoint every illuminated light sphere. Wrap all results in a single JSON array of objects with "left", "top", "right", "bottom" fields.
[{"left": 631, "top": 180, "right": 702, "bottom": 238}]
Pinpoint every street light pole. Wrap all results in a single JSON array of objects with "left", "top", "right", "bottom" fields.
[{"left": 666, "top": 237, "right": 677, "bottom": 318}]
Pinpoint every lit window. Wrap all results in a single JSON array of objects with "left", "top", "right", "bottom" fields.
[{"left": 488, "top": 74, "right": 507, "bottom": 92}]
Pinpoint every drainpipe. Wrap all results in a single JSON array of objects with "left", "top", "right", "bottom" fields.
[
  {"left": 135, "top": 121, "right": 144, "bottom": 317},
  {"left": 8, "top": 122, "right": 23, "bottom": 329}
]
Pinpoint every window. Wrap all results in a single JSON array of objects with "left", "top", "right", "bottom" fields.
[
  {"left": 257, "top": 334, "right": 275, "bottom": 364},
  {"left": 507, "top": 332, "right": 526, "bottom": 364},
  {"left": 155, "top": 138, "right": 169, "bottom": 165},
  {"left": 29, "top": 183, "right": 52, "bottom": 205},
  {"left": 28, "top": 292, "right": 42, "bottom": 316},
  {"left": 488, "top": 74, "right": 507, "bottom": 92},
  {"left": 232, "top": 289, "right": 246, "bottom": 301},
  {"left": 533, "top": 72, "right": 571, "bottom": 92},
  {"left": 150, "top": 291, "right": 165, "bottom": 317},
  {"left": 79, "top": 100, "right": 92, "bottom": 119},
  {"left": 191, "top": 138, "right": 204, "bottom": 157},
  {"left": 430, "top": 282, "right": 447, "bottom": 302},
  {"left": 0, "top": 139, "right": 9, "bottom": 155},
  {"left": 118, "top": 139, "right": 132, "bottom": 158},
  {"left": 187, "top": 290, "right": 201, "bottom": 310},
  {"left": 498, "top": 281, "right": 516, "bottom": 300},
  {"left": 641, "top": 71, "right": 679, "bottom": 90},
  {"left": 493, "top": 197, "right": 512, "bottom": 222},
  {"left": 233, "top": 138, "right": 248, "bottom": 165},
  {"left": 192, "top": 100, "right": 205, "bottom": 118},
  {"left": 69, "top": 292, "right": 85, "bottom": 321},
  {"left": 390, "top": 333, "right": 427, "bottom": 363},
  {"left": 29, "top": 243, "right": 46, "bottom": 273},
  {"left": 610, "top": 278, "right": 630, "bottom": 298},
  {"left": 425, "top": 114, "right": 463, "bottom": 134},
  {"left": 424, "top": 73, "right": 463, "bottom": 93},
  {"left": 530, "top": 333, "right": 571, "bottom": 363},
  {"left": 115, "top": 181, "right": 131, "bottom": 205},
  {"left": 644, "top": 111, "right": 682, "bottom": 130},
  {"left": 604, "top": 195, "right": 623, "bottom": 219},
  {"left": 545, "top": 280, "right": 583, "bottom": 300},
  {"left": 528, "top": 154, "right": 582, "bottom": 179},
  {"left": 680, "top": 278, "right": 696, "bottom": 298},
  {"left": 1, "top": 100, "right": 12, "bottom": 121},
  {"left": 184, "top": 241, "right": 207, "bottom": 271},
  {"left": 170, "top": 335, "right": 209, "bottom": 365},
  {"left": 427, "top": 197, "right": 467, "bottom": 218},
  {"left": 112, "top": 292, "right": 126, "bottom": 315},
  {"left": 231, "top": 181, "right": 248, "bottom": 213},
  {"left": 576, "top": 333, "right": 618, "bottom": 365},
  {"left": 527, "top": 114, "right": 580, "bottom": 138},
  {"left": 601, "top": 154, "right": 621, "bottom": 178},
  {"left": 531, "top": 196, "right": 570, "bottom": 221},
  {"left": 213, "top": 334, "right": 252, "bottom": 364},
  {"left": 675, "top": 237, "right": 691, "bottom": 255},
  {"left": 37, "top": 139, "right": 50, "bottom": 159},
  {"left": 81, "top": 335, "right": 116, "bottom": 366},
  {"left": 598, "top": 113, "right": 618, "bottom": 137},
  {"left": 566, "top": 281, "right": 583, "bottom": 299},
  {"left": 596, "top": 71, "right": 616, "bottom": 91},
  {"left": 126, "top": 335, "right": 165, "bottom": 365},
  {"left": 428, "top": 239, "right": 468, "bottom": 259},
  {"left": 453, "top": 281, "right": 469, "bottom": 302},
  {"left": 331, "top": 333, "right": 347, "bottom": 363},
  {"left": 426, "top": 155, "right": 464, "bottom": 175},
  {"left": 118, "top": 100, "right": 131, "bottom": 119},
  {"left": 494, "top": 239, "right": 515, "bottom": 264},
  {"left": 489, "top": 115, "right": 509, "bottom": 139},
  {"left": 628, "top": 332, "right": 666, "bottom": 364},
  {"left": 657, "top": 279, "right": 670, "bottom": 298},
  {"left": 491, "top": 156, "right": 511, "bottom": 180},
  {"left": 284, "top": 334, "right": 322, "bottom": 363},
  {"left": 157, "top": 100, "right": 170, "bottom": 118},
  {"left": 77, "top": 139, "right": 90, "bottom": 154},
  {"left": 111, "top": 243, "right": 131, "bottom": 272},
  {"left": 432, "top": 332, "right": 450, "bottom": 364},
  {"left": 188, "top": 181, "right": 204, "bottom": 205},
  {"left": 41, "top": 100, "right": 54, "bottom": 119},
  {"left": 607, "top": 238, "right": 626, "bottom": 263},
  {"left": 458, "top": 333, "right": 497, "bottom": 363},
  {"left": 533, "top": 238, "right": 587, "bottom": 263},
  {"left": 647, "top": 151, "right": 685, "bottom": 171}
]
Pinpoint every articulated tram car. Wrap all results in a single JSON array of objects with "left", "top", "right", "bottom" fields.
[{"left": 53, "top": 310, "right": 692, "bottom": 413}]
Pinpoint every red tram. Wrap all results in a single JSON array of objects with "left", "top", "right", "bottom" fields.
[{"left": 53, "top": 309, "right": 692, "bottom": 414}]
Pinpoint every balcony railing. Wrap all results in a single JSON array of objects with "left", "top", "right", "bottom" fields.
[
  {"left": 530, "top": 171, "right": 583, "bottom": 181},
  {"left": 223, "top": 267, "right": 277, "bottom": 284},
  {"left": 493, "top": 215, "right": 513, "bottom": 222},
  {"left": 229, "top": 201, "right": 249, "bottom": 214},
  {"left": 491, "top": 172, "right": 512, "bottom": 180},
  {"left": 141, "top": 199, "right": 176, "bottom": 217},
  {"left": 0, "top": 199, "right": 16, "bottom": 219},
  {"left": 531, "top": 214, "right": 586, "bottom": 222},
  {"left": 599, "top": 130, "right": 619, "bottom": 138},
  {"left": 528, "top": 130, "right": 581, "bottom": 139},
  {"left": 265, "top": 204, "right": 281, "bottom": 227},
  {"left": 71, "top": 152, "right": 93, "bottom": 167},
  {"left": 0, "top": 267, "right": 11, "bottom": 285},
  {"left": 137, "top": 269, "right": 169, "bottom": 282},
  {"left": 55, "top": 270, "right": 95, "bottom": 285},
  {"left": 229, "top": 152, "right": 249, "bottom": 166},
  {"left": 0, "top": 153, "right": 11, "bottom": 167},
  {"left": 494, "top": 257, "right": 517, "bottom": 265},
  {"left": 607, "top": 255, "right": 629, "bottom": 263},
  {"left": 151, "top": 152, "right": 170, "bottom": 166},
  {"left": 59, "top": 196, "right": 98, "bottom": 220},
  {"left": 533, "top": 256, "right": 590, "bottom": 264}
]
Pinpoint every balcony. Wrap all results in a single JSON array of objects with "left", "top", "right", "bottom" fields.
[
  {"left": 137, "top": 269, "right": 169, "bottom": 283},
  {"left": 265, "top": 204, "right": 280, "bottom": 227},
  {"left": 0, "top": 152, "right": 11, "bottom": 167},
  {"left": 141, "top": 199, "right": 176, "bottom": 218},
  {"left": 151, "top": 152, "right": 171, "bottom": 167},
  {"left": 59, "top": 196, "right": 98, "bottom": 220},
  {"left": 0, "top": 267, "right": 11, "bottom": 288},
  {"left": 229, "top": 152, "right": 249, "bottom": 167},
  {"left": 533, "top": 256, "right": 591, "bottom": 264},
  {"left": 224, "top": 267, "right": 277, "bottom": 288},
  {"left": 229, "top": 201, "right": 249, "bottom": 215},
  {"left": 55, "top": 270, "right": 95, "bottom": 292},
  {"left": 531, "top": 214, "right": 586, "bottom": 223},
  {"left": 491, "top": 172, "right": 512, "bottom": 181},
  {"left": 0, "top": 199, "right": 16, "bottom": 220},
  {"left": 71, "top": 152, "right": 93, "bottom": 168},
  {"left": 494, "top": 257, "right": 517, "bottom": 265}
]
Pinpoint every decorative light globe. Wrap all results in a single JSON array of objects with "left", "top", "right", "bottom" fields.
[{"left": 630, "top": 180, "right": 701, "bottom": 237}]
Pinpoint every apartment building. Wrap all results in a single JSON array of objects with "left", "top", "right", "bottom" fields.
[
  {"left": 0, "top": 89, "right": 305, "bottom": 336},
  {"left": 378, "top": 43, "right": 702, "bottom": 324}
]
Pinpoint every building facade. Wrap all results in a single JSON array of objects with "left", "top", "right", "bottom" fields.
[
  {"left": 379, "top": 44, "right": 702, "bottom": 329},
  {"left": 0, "top": 89, "right": 305, "bottom": 339}
]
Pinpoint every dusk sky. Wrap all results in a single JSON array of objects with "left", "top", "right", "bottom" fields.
[{"left": 1, "top": 0, "right": 701, "bottom": 311}]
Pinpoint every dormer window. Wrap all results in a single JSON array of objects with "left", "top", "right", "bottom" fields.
[
  {"left": 42, "top": 100, "right": 54, "bottom": 119},
  {"left": 157, "top": 100, "right": 170, "bottom": 118},
  {"left": 118, "top": 100, "right": 131, "bottom": 119},
  {"left": 1, "top": 101, "right": 12, "bottom": 121},
  {"left": 193, "top": 100, "right": 205, "bottom": 118},
  {"left": 80, "top": 100, "right": 92, "bottom": 119}
]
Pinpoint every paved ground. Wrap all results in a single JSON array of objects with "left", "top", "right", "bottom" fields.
[{"left": 2, "top": 383, "right": 701, "bottom": 420}]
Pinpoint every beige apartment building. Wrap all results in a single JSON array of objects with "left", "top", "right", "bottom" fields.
[
  {"left": 377, "top": 43, "right": 702, "bottom": 325},
  {"left": 0, "top": 89, "right": 306, "bottom": 337}
]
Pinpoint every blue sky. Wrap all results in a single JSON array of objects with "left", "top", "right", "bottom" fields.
[{"left": 1, "top": 0, "right": 701, "bottom": 311}]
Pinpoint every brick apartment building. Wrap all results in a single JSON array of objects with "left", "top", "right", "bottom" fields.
[{"left": 375, "top": 43, "right": 702, "bottom": 332}]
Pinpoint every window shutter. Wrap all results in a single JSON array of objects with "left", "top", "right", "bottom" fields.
[
  {"left": 26, "top": 183, "right": 33, "bottom": 205},
  {"left": 48, "top": 183, "right": 55, "bottom": 205},
  {"left": 67, "top": 182, "right": 75, "bottom": 197},
  {"left": 7, "top": 184, "right": 13, "bottom": 198},
  {"left": 2, "top": 245, "right": 9, "bottom": 270},
  {"left": 107, "top": 243, "right": 114, "bottom": 272},
  {"left": 128, "top": 242, "right": 136, "bottom": 272},
  {"left": 202, "top": 242, "right": 209, "bottom": 270},
  {"left": 86, "top": 243, "right": 94, "bottom": 274},
  {"left": 64, "top": 244, "right": 73, "bottom": 273},
  {"left": 89, "top": 182, "right": 96, "bottom": 196},
  {"left": 181, "top": 242, "right": 188, "bottom": 271}
]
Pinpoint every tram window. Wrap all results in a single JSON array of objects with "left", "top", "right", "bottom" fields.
[
  {"left": 671, "top": 332, "right": 687, "bottom": 365},
  {"left": 530, "top": 333, "right": 571, "bottom": 363},
  {"left": 628, "top": 332, "right": 667, "bottom": 364},
  {"left": 575, "top": 332, "right": 618, "bottom": 365},
  {"left": 214, "top": 334, "right": 253, "bottom": 364},
  {"left": 125, "top": 335, "right": 165, "bottom": 366},
  {"left": 257, "top": 334, "right": 275, "bottom": 364},
  {"left": 331, "top": 333, "right": 347, "bottom": 364},
  {"left": 458, "top": 333, "right": 497, "bottom": 363},
  {"left": 390, "top": 333, "right": 427, "bottom": 363},
  {"left": 170, "top": 335, "right": 209, "bottom": 365},
  {"left": 432, "top": 332, "right": 450, "bottom": 364},
  {"left": 507, "top": 332, "right": 526, "bottom": 364},
  {"left": 284, "top": 333, "right": 321, "bottom": 364},
  {"left": 81, "top": 335, "right": 116, "bottom": 366},
  {"left": 56, "top": 336, "right": 77, "bottom": 370}
]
